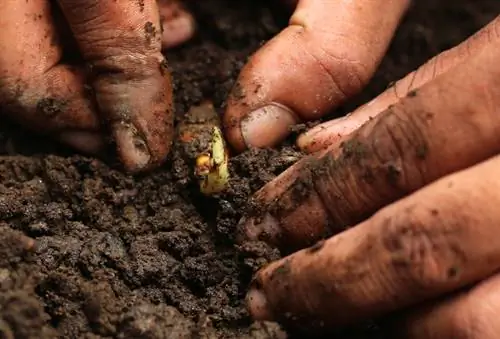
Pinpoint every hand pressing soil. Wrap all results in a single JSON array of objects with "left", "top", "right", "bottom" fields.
[{"left": 0, "top": 0, "right": 498, "bottom": 338}]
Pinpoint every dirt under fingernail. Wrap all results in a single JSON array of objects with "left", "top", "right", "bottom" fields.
[
  {"left": 113, "top": 122, "right": 151, "bottom": 172},
  {"left": 0, "top": 1, "right": 495, "bottom": 338}
]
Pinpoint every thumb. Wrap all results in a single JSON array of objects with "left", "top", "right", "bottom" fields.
[
  {"left": 57, "top": 0, "right": 174, "bottom": 173},
  {"left": 223, "top": 0, "right": 410, "bottom": 152}
]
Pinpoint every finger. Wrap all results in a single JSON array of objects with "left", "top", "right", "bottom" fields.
[
  {"left": 298, "top": 15, "right": 500, "bottom": 153},
  {"left": 246, "top": 154, "right": 500, "bottom": 334},
  {"left": 158, "top": 0, "right": 196, "bottom": 49},
  {"left": 224, "top": 0, "right": 410, "bottom": 152},
  {"left": 389, "top": 272, "right": 500, "bottom": 338},
  {"left": 57, "top": 0, "right": 174, "bottom": 173},
  {"left": 237, "top": 34, "right": 500, "bottom": 252},
  {"left": 0, "top": 0, "right": 105, "bottom": 155}
]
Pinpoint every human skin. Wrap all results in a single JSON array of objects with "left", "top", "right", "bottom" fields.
[
  {"left": 223, "top": 0, "right": 500, "bottom": 336},
  {"left": 2, "top": 1, "right": 500, "bottom": 336},
  {"left": 0, "top": 0, "right": 194, "bottom": 173}
]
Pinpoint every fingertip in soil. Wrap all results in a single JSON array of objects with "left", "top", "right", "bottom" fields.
[{"left": 0, "top": 0, "right": 498, "bottom": 338}]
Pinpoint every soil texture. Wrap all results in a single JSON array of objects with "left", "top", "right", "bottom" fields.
[{"left": 0, "top": 0, "right": 498, "bottom": 338}]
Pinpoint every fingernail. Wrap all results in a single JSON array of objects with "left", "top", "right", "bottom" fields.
[
  {"left": 113, "top": 122, "right": 151, "bottom": 172},
  {"left": 246, "top": 286, "right": 274, "bottom": 321},
  {"left": 241, "top": 103, "right": 299, "bottom": 149},
  {"left": 58, "top": 130, "right": 105, "bottom": 155},
  {"left": 236, "top": 214, "right": 282, "bottom": 246}
]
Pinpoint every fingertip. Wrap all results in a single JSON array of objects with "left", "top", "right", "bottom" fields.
[
  {"left": 296, "top": 117, "right": 352, "bottom": 153},
  {"left": 158, "top": 0, "right": 195, "bottom": 49},
  {"left": 246, "top": 286, "right": 274, "bottom": 321},
  {"left": 161, "top": 10, "right": 196, "bottom": 49},
  {"left": 235, "top": 160, "right": 310, "bottom": 246},
  {"left": 236, "top": 214, "right": 283, "bottom": 246},
  {"left": 236, "top": 153, "right": 334, "bottom": 252},
  {"left": 296, "top": 111, "right": 376, "bottom": 153},
  {"left": 296, "top": 126, "right": 330, "bottom": 154}
]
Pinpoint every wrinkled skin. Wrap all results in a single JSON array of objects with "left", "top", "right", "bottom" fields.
[
  {"left": 0, "top": 0, "right": 194, "bottom": 173},
  {"left": 224, "top": 1, "right": 500, "bottom": 337},
  {"left": 2, "top": 1, "right": 500, "bottom": 337}
]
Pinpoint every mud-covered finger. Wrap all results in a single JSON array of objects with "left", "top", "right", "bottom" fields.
[
  {"left": 57, "top": 0, "right": 174, "bottom": 173},
  {"left": 158, "top": 0, "right": 195, "bottom": 49},
  {"left": 388, "top": 271, "right": 500, "bottom": 338},
  {"left": 298, "top": 15, "right": 500, "bottom": 154},
  {"left": 247, "top": 154, "right": 500, "bottom": 333},
  {"left": 238, "top": 35, "right": 500, "bottom": 252},
  {"left": 224, "top": 0, "right": 410, "bottom": 152},
  {"left": 0, "top": 0, "right": 104, "bottom": 155}
]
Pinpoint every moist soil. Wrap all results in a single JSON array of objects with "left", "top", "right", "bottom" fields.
[{"left": 0, "top": 1, "right": 498, "bottom": 338}]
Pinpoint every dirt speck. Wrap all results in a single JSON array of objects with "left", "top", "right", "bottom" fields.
[
  {"left": 0, "top": 0, "right": 498, "bottom": 338},
  {"left": 144, "top": 21, "right": 157, "bottom": 45},
  {"left": 36, "top": 98, "right": 66, "bottom": 119},
  {"left": 416, "top": 143, "right": 429, "bottom": 159},
  {"left": 340, "top": 139, "right": 369, "bottom": 161}
]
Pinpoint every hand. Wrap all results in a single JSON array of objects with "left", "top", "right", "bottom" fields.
[
  {"left": 223, "top": 0, "right": 410, "bottom": 152},
  {"left": 235, "top": 8, "right": 500, "bottom": 339},
  {"left": 0, "top": 0, "right": 194, "bottom": 173}
]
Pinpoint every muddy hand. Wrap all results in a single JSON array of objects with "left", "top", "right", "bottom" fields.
[
  {"left": 0, "top": 1, "right": 194, "bottom": 173},
  {"left": 223, "top": 0, "right": 410, "bottom": 151},
  {"left": 241, "top": 16, "right": 500, "bottom": 337}
]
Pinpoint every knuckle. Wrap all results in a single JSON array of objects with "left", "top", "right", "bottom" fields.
[
  {"left": 333, "top": 57, "right": 368, "bottom": 98},
  {"left": 62, "top": 4, "right": 162, "bottom": 57},
  {"left": 89, "top": 53, "right": 166, "bottom": 82},
  {"left": 317, "top": 49, "right": 368, "bottom": 101},
  {"left": 303, "top": 98, "right": 436, "bottom": 228},
  {"left": 381, "top": 204, "right": 467, "bottom": 289},
  {"left": 82, "top": 24, "right": 161, "bottom": 56},
  {"left": 299, "top": 29, "right": 369, "bottom": 100},
  {"left": 324, "top": 53, "right": 367, "bottom": 97},
  {"left": 368, "top": 103, "right": 430, "bottom": 190},
  {"left": 312, "top": 151, "right": 374, "bottom": 228}
]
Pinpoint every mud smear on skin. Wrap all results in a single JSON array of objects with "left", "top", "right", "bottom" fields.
[{"left": 0, "top": 0, "right": 498, "bottom": 338}]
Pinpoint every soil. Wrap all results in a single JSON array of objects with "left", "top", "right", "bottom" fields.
[{"left": 0, "top": 1, "right": 498, "bottom": 338}]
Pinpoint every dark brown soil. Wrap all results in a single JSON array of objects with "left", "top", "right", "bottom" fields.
[{"left": 0, "top": 1, "right": 498, "bottom": 338}]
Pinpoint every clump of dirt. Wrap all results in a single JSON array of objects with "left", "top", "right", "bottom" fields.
[{"left": 0, "top": 0, "right": 498, "bottom": 338}]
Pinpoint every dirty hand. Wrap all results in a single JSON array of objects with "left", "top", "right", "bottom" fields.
[
  {"left": 0, "top": 1, "right": 194, "bottom": 173},
  {"left": 231, "top": 2, "right": 500, "bottom": 337}
]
